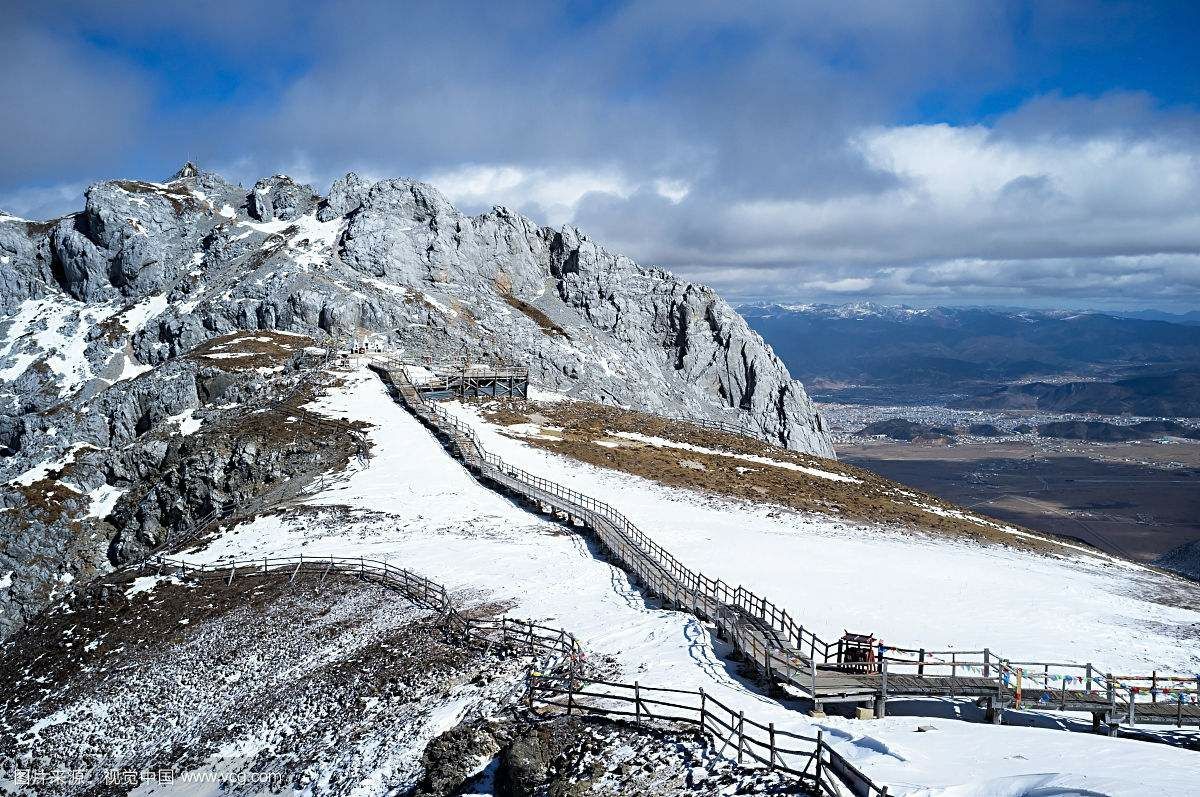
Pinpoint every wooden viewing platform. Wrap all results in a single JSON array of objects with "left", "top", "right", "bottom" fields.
[
  {"left": 368, "top": 354, "right": 1200, "bottom": 738},
  {"left": 401, "top": 356, "right": 529, "bottom": 400}
]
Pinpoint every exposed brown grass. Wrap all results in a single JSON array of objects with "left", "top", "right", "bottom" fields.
[
  {"left": 188, "top": 330, "right": 316, "bottom": 371},
  {"left": 112, "top": 179, "right": 196, "bottom": 215},
  {"left": 480, "top": 400, "right": 1078, "bottom": 556}
]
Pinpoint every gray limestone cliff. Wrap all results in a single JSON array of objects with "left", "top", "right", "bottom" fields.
[{"left": 0, "top": 163, "right": 833, "bottom": 639}]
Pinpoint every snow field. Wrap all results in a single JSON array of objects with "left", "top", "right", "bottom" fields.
[
  {"left": 447, "top": 401, "right": 1200, "bottom": 679},
  {"left": 178, "top": 368, "right": 1200, "bottom": 795}
]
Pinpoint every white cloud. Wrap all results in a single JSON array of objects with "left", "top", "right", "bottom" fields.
[
  {"left": 2, "top": 3, "right": 1195, "bottom": 307},
  {"left": 567, "top": 118, "right": 1200, "bottom": 306},
  {"left": 705, "top": 123, "right": 1200, "bottom": 267},
  {"left": 0, "top": 181, "right": 90, "bottom": 220},
  {"left": 424, "top": 163, "right": 691, "bottom": 226},
  {"left": 653, "top": 178, "right": 690, "bottom": 204}
]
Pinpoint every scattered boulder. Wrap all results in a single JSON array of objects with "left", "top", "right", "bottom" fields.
[
  {"left": 420, "top": 721, "right": 503, "bottom": 796},
  {"left": 495, "top": 718, "right": 584, "bottom": 797}
]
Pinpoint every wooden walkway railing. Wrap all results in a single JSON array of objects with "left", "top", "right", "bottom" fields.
[
  {"left": 150, "top": 553, "right": 884, "bottom": 796},
  {"left": 529, "top": 676, "right": 886, "bottom": 796},
  {"left": 152, "top": 554, "right": 584, "bottom": 669},
  {"left": 370, "top": 355, "right": 1200, "bottom": 736}
]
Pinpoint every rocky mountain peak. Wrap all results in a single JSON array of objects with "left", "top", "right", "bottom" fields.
[
  {"left": 172, "top": 161, "right": 199, "bottom": 180},
  {"left": 2, "top": 164, "right": 832, "bottom": 456},
  {"left": 0, "top": 161, "right": 833, "bottom": 640}
]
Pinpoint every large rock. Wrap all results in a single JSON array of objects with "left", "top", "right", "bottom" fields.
[
  {"left": 330, "top": 178, "right": 833, "bottom": 455},
  {"left": 4, "top": 166, "right": 832, "bottom": 455}
]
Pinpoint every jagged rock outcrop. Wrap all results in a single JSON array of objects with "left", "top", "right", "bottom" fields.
[
  {"left": 0, "top": 163, "right": 833, "bottom": 640},
  {"left": 250, "top": 175, "right": 320, "bottom": 222},
  {"left": 3, "top": 165, "right": 830, "bottom": 454},
  {"left": 0, "top": 345, "right": 353, "bottom": 639}
]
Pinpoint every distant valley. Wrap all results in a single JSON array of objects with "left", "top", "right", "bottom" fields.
[
  {"left": 744, "top": 302, "right": 1200, "bottom": 566},
  {"left": 740, "top": 302, "right": 1200, "bottom": 412}
]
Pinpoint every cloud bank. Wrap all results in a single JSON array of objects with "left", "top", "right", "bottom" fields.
[{"left": 2, "top": 1, "right": 1197, "bottom": 308}]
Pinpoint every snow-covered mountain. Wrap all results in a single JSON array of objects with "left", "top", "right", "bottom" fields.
[
  {"left": 2, "top": 167, "right": 1199, "bottom": 796},
  {"left": 0, "top": 164, "right": 830, "bottom": 456},
  {"left": 0, "top": 163, "right": 831, "bottom": 640},
  {"left": 5, "top": 365, "right": 1196, "bottom": 795}
]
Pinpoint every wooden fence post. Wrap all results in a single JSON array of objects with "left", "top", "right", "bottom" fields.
[
  {"left": 1107, "top": 673, "right": 1115, "bottom": 720},
  {"left": 737, "top": 712, "right": 745, "bottom": 763},
  {"left": 876, "top": 659, "right": 889, "bottom": 719},
  {"left": 768, "top": 722, "right": 776, "bottom": 770},
  {"left": 699, "top": 688, "right": 707, "bottom": 730},
  {"left": 814, "top": 730, "right": 823, "bottom": 784},
  {"left": 567, "top": 682, "right": 574, "bottom": 716},
  {"left": 918, "top": 648, "right": 925, "bottom": 676},
  {"left": 983, "top": 648, "right": 990, "bottom": 679},
  {"left": 635, "top": 681, "right": 641, "bottom": 725}
]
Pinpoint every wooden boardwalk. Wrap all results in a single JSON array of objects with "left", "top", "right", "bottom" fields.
[{"left": 370, "top": 357, "right": 1200, "bottom": 736}]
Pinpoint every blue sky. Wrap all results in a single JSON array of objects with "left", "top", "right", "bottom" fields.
[{"left": 3, "top": 0, "right": 1198, "bottom": 310}]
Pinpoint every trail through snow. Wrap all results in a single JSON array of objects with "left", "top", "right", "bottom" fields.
[{"left": 176, "top": 367, "right": 1200, "bottom": 796}]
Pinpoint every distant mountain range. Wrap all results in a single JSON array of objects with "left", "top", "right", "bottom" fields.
[
  {"left": 858, "top": 417, "right": 1200, "bottom": 442},
  {"left": 1111, "top": 309, "right": 1200, "bottom": 326},
  {"left": 740, "top": 302, "right": 1200, "bottom": 412}
]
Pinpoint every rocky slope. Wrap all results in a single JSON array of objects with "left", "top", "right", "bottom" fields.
[
  {"left": 0, "top": 163, "right": 830, "bottom": 641},
  {"left": 1, "top": 164, "right": 830, "bottom": 453}
]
